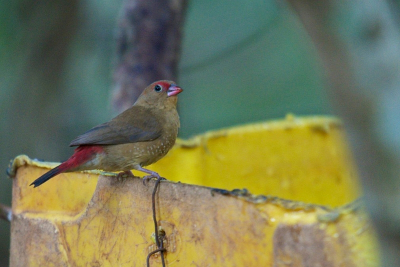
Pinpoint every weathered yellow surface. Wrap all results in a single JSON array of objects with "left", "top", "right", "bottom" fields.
[
  {"left": 9, "top": 116, "right": 379, "bottom": 266},
  {"left": 151, "top": 115, "right": 361, "bottom": 206}
]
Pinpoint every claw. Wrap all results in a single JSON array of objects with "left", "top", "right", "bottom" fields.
[
  {"left": 142, "top": 175, "right": 168, "bottom": 185},
  {"left": 142, "top": 174, "right": 159, "bottom": 185},
  {"left": 134, "top": 166, "right": 163, "bottom": 186}
]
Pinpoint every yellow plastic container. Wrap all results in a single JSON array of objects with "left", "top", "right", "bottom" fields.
[{"left": 9, "top": 116, "right": 379, "bottom": 266}]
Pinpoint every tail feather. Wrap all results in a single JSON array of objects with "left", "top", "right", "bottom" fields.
[
  {"left": 30, "top": 146, "right": 104, "bottom": 188},
  {"left": 30, "top": 166, "right": 62, "bottom": 188}
]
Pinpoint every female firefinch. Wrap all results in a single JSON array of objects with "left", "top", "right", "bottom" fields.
[{"left": 31, "top": 80, "right": 182, "bottom": 187}]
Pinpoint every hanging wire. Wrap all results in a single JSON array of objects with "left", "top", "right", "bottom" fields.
[{"left": 146, "top": 177, "right": 166, "bottom": 267}]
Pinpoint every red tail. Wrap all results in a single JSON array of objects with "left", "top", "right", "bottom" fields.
[{"left": 30, "top": 146, "right": 104, "bottom": 187}]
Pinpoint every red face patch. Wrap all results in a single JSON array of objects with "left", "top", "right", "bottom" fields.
[{"left": 153, "top": 81, "right": 171, "bottom": 92}]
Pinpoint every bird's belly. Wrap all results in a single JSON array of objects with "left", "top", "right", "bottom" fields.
[{"left": 101, "top": 138, "right": 175, "bottom": 171}]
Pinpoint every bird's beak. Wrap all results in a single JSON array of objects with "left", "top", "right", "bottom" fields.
[{"left": 167, "top": 84, "right": 183, "bottom": 97}]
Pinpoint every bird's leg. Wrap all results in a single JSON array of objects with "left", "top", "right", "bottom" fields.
[{"left": 135, "top": 166, "right": 166, "bottom": 185}]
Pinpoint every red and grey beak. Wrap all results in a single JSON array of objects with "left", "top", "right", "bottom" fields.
[{"left": 167, "top": 84, "right": 183, "bottom": 97}]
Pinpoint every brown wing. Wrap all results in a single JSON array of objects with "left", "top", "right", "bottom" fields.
[{"left": 69, "top": 106, "right": 162, "bottom": 146}]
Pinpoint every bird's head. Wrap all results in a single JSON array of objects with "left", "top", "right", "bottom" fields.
[{"left": 136, "top": 80, "right": 183, "bottom": 108}]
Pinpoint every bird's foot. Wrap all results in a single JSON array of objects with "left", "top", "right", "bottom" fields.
[
  {"left": 142, "top": 175, "right": 167, "bottom": 185},
  {"left": 142, "top": 174, "right": 158, "bottom": 185},
  {"left": 135, "top": 166, "right": 166, "bottom": 185},
  {"left": 116, "top": 171, "right": 135, "bottom": 182}
]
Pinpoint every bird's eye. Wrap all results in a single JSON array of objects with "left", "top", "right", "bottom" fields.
[{"left": 154, "top": 85, "right": 162, "bottom": 92}]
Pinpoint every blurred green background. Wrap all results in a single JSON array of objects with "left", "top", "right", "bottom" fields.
[{"left": 0, "top": 0, "right": 332, "bottom": 265}]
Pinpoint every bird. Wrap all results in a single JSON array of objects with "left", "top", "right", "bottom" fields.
[{"left": 30, "top": 80, "right": 183, "bottom": 188}]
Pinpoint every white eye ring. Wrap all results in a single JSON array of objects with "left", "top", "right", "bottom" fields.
[{"left": 154, "top": 85, "right": 162, "bottom": 92}]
